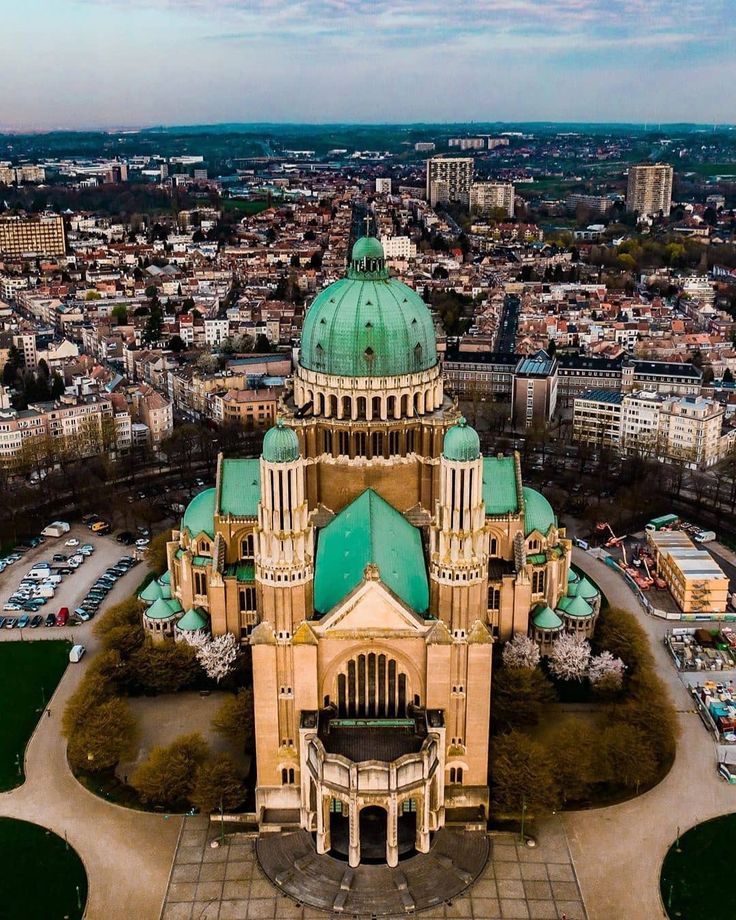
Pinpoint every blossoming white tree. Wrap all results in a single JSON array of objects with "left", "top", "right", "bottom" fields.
[
  {"left": 502, "top": 634, "right": 541, "bottom": 670},
  {"left": 548, "top": 633, "right": 591, "bottom": 682},
  {"left": 184, "top": 632, "right": 239, "bottom": 683},
  {"left": 589, "top": 651, "right": 626, "bottom": 690}
]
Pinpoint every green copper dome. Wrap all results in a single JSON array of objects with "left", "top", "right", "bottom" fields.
[
  {"left": 557, "top": 593, "right": 594, "bottom": 618},
  {"left": 532, "top": 604, "right": 563, "bottom": 630},
  {"left": 352, "top": 236, "right": 385, "bottom": 261},
  {"left": 443, "top": 417, "right": 480, "bottom": 462},
  {"left": 300, "top": 236, "right": 438, "bottom": 378},
  {"left": 523, "top": 487, "right": 556, "bottom": 537},
  {"left": 262, "top": 418, "right": 299, "bottom": 464},
  {"left": 182, "top": 488, "right": 216, "bottom": 539}
]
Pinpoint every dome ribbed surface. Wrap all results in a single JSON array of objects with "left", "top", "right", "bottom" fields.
[
  {"left": 262, "top": 419, "right": 299, "bottom": 464},
  {"left": 532, "top": 604, "right": 563, "bottom": 630},
  {"left": 300, "top": 236, "right": 437, "bottom": 378},
  {"left": 443, "top": 417, "right": 480, "bottom": 462},
  {"left": 182, "top": 488, "right": 216, "bottom": 539},
  {"left": 523, "top": 487, "right": 556, "bottom": 537}
]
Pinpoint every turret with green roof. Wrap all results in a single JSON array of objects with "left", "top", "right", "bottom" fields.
[
  {"left": 262, "top": 418, "right": 300, "bottom": 464},
  {"left": 443, "top": 416, "right": 480, "bottom": 463}
]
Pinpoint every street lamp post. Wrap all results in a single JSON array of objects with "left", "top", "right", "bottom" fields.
[{"left": 519, "top": 796, "right": 527, "bottom": 844}]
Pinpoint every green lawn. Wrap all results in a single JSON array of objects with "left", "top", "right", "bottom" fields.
[
  {"left": 661, "top": 814, "right": 736, "bottom": 920},
  {"left": 0, "top": 640, "right": 71, "bottom": 791},
  {"left": 0, "top": 817, "right": 87, "bottom": 919}
]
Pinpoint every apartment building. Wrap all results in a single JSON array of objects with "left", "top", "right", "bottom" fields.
[
  {"left": 131, "top": 384, "right": 174, "bottom": 447},
  {"left": 448, "top": 137, "right": 486, "bottom": 150},
  {"left": 0, "top": 395, "right": 129, "bottom": 468},
  {"left": 209, "top": 388, "right": 278, "bottom": 429},
  {"left": 572, "top": 389, "right": 728, "bottom": 469},
  {"left": 626, "top": 163, "right": 674, "bottom": 218},
  {"left": 469, "top": 182, "right": 515, "bottom": 218},
  {"left": 0, "top": 214, "right": 66, "bottom": 257},
  {"left": 0, "top": 165, "right": 45, "bottom": 184},
  {"left": 375, "top": 178, "right": 392, "bottom": 194},
  {"left": 565, "top": 194, "right": 614, "bottom": 216},
  {"left": 380, "top": 236, "right": 417, "bottom": 260},
  {"left": 512, "top": 350, "right": 558, "bottom": 430},
  {"left": 13, "top": 333, "right": 37, "bottom": 371},
  {"left": 426, "top": 157, "right": 474, "bottom": 206}
]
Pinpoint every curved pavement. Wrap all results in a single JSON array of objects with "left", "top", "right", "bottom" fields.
[
  {"left": 564, "top": 549, "right": 736, "bottom": 920},
  {"left": 0, "top": 566, "right": 182, "bottom": 920}
]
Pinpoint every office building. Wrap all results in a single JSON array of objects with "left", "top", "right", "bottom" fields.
[
  {"left": 512, "top": 350, "right": 558, "bottom": 429},
  {"left": 426, "top": 157, "right": 474, "bottom": 206},
  {"left": 0, "top": 214, "right": 66, "bottom": 257},
  {"left": 626, "top": 163, "right": 674, "bottom": 217}
]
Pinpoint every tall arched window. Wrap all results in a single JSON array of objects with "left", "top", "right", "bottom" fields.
[
  {"left": 335, "top": 653, "right": 413, "bottom": 718},
  {"left": 240, "top": 533, "right": 255, "bottom": 561}
]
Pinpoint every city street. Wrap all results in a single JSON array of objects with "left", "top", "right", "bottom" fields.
[{"left": 563, "top": 549, "right": 736, "bottom": 920}]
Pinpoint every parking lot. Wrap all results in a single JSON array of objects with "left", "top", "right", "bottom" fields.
[{"left": 0, "top": 524, "right": 146, "bottom": 643}]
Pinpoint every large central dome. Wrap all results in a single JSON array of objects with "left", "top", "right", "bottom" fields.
[{"left": 300, "top": 236, "right": 438, "bottom": 378}]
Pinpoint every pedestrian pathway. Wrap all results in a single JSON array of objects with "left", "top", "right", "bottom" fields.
[
  {"left": 0, "top": 581, "right": 182, "bottom": 920},
  {"left": 162, "top": 816, "right": 585, "bottom": 919},
  {"left": 564, "top": 549, "right": 736, "bottom": 920}
]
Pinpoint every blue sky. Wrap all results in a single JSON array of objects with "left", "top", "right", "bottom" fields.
[{"left": 2, "top": 0, "right": 735, "bottom": 129}]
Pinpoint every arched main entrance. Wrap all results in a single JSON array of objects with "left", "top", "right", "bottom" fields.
[{"left": 359, "top": 806, "right": 388, "bottom": 864}]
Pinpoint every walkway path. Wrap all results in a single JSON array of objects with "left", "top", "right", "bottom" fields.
[
  {"left": 563, "top": 549, "right": 736, "bottom": 920},
  {"left": 0, "top": 564, "right": 182, "bottom": 920}
]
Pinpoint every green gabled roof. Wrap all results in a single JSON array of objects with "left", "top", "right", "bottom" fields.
[
  {"left": 158, "top": 571, "right": 171, "bottom": 585},
  {"left": 191, "top": 556, "right": 212, "bottom": 567},
  {"left": 557, "top": 594, "right": 593, "bottom": 618},
  {"left": 181, "top": 488, "right": 216, "bottom": 539},
  {"left": 528, "top": 553, "right": 547, "bottom": 565},
  {"left": 145, "top": 597, "right": 183, "bottom": 620},
  {"left": 483, "top": 456, "right": 519, "bottom": 516},
  {"left": 176, "top": 608, "right": 209, "bottom": 631},
  {"left": 223, "top": 563, "right": 255, "bottom": 583},
  {"left": 532, "top": 604, "right": 563, "bottom": 630},
  {"left": 314, "top": 488, "right": 429, "bottom": 615},
  {"left": 139, "top": 579, "right": 163, "bottom": 603},
  {"left": 523, "top": 487, "right": 556, "bottom": 537},
  {"left": 219, "top": 458, "right": 260, "bottom": 518}
]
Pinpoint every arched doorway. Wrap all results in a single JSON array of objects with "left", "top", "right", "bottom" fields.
[
  {"left": 328, "top": 798, "right": 350, "bottom": 861},
  {"left": 359, "top": 806, "right": 388, "bottom": 863}
]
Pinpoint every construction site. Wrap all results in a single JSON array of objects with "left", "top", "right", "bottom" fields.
[{"left": 592, "top": 515, "right": 732, "bottom": 619}]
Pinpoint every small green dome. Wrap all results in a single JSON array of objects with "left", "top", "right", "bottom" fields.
[
  {"left": 182, "top": 488, "right": 216, "bottom": 539},
  {"left": 523, "top": 487, "right": 556, "bottom": 537},
  {"left": 532, "top": 605, "right": 563, "bottom": 630},
  {"left": 139, "top": 579, "right": 163, "bottom": 603},
  {"left": 176, "top": 607, "right": 209, "bottom": 632},
  {"left": 576, "top": 576, "right": 599, "bottom": 600},
  {"left": 262, "top": 418, "right": 299, "bottom": 463},
  {"left": 299, "top": 236, "right": 438, "bottom": 378},
  {"left": 145, "top": 597, "right": 183, "bottom": 620},
  {"left": 567, "top": 568, "right": 580, "bottom": 584},
  {"left": 352, "top": 236, "right": 384, "bottom": 262},
  {"left": 443, "top": 417, "right": 480, "bottom": 462},
  {"left": 557, "top": 594, "right": 594, "bottom": 618}
]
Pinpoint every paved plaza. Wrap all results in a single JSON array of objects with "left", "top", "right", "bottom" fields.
[{"left": 162, "top": 816, "right": 586, "bottom": 919}]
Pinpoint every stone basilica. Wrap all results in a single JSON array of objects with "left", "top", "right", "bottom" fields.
[{"left": 142, "top": 236, "right": 594, "bottom": 868}]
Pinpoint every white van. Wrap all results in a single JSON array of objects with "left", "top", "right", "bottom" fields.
[
  {"left": 69, "top": 644, "right": 86, "bottom": 663},
  {"left": 694, "top": 531, "right": 716, "bottom": 544}
]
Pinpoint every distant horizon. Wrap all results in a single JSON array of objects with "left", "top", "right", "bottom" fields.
[
  {"left": 1, "top": 119, "right": 735, "bottom": 138},
  {"left": 3, "top": 1, "right": 735, "bottom": 129}
]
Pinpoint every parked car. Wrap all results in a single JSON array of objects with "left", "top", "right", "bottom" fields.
[
  {"left": 91, "top": 521, "right": 110, "bottom": 534},
  {"left": 69, "top": 644, "right": 86, "bottom": 662},
  {"left": 65, "top": 538, "right": 80, "bottom": 547},
  {"left": 135, "top": 538, "right": 150, "bottom": 549},
  {"left": 52, "top": 553, "right": 67, "bottom": 563},
  {"left": 73, "top": 609, "right": 91, "bottom": 622},
  {"left": 3, "top": 603, "right": 21, "bottom": 612},
  {"left": 17, "top": 615, "right": 29, "bottom": 628},
  {"left": 55, "top": 607, "right": 69, "bottom": 627},
  {"left": 44, "top": 613, "right": 56, "bottom": 627},
  {"left": 116, "top": 531, "right": 135, "bottom": 545},
  {"left": 79, "top": 544, "right": 94, "bottom": 555},
  {"left": 30, "top": 614, "right": 43, "bottom": 628},
  {"left": 4, "top": 617, "right": 16, "bottom": 628}
]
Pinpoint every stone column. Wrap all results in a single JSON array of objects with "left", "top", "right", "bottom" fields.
[
  {"left": 316, "top": 793, "right": 331, "bottom": 855},
  {"left": 415, "top": 791, "right": 431, "bottom": 853},
  {"left": 386, "top": 797, "right": 399, "bottom": 868},
  {"left": 348, "top": 799, "right": 360, "bottom": 868}
]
